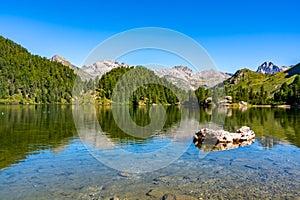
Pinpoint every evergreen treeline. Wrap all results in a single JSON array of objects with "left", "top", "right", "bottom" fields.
[
  {"left": 274, "top": 75, "right": 300, "bottom": 105},
  {"left": 96, "top": 66, "right": 211, "bottom": 106},
  {"left": 0, "top": 36, "right": 77, "bottom": 104},
  {"left": 192, "top": 86, "right": 211, "bottom": 106},
  {"left": 96, "top": 66, "right": 184, "bottom": 105},
  {"left": 96, "top": 66, "right": 134, "bottom": 102},
  {"left": 228, "top": 85, "right": 270, "bottom": 105},
  {"left": 224, "top": 76, "right": 300, "bottom": 106}
]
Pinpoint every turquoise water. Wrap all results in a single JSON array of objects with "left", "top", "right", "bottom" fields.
[{"left": 0, "top": 105, "right": 299, "bottom": 199}]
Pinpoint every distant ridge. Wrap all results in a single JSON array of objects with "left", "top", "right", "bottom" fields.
[
  {"left": 50, "top": 56, "right": 230, "bottom": 90},
  {"left": 154, "top": 66, "right": 230, "bottom": 90},
  {"left": 81, "top": 60, "right": 129, "bottom": 79}
]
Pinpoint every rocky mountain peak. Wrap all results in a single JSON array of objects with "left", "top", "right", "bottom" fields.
[
  {"left": 262, "top": 61, "right": 273, "bottom": 67},
  {"left": 256, "top": 61, "right": 289, "bottom": 74},
  {"left": 50, "top": 55, "right": 74, "bottom": 68}
]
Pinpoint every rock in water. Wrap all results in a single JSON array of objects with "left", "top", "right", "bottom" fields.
[
  {"left": 193, "top": 126, "right": 255, "bottom": 152},
  {"left": 118, "top": 172, "right": 132, "bottom": 177}
]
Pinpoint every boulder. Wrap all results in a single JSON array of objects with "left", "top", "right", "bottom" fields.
[{"left": 194, "top": 126, "right": 255, "bottom": 151}]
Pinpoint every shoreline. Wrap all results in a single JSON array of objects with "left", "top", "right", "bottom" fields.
[
  {"left": 250, "top": 104, "right": 291, "bottom": 109},
  {"left": 226, "top": 103, "right": 293, "bottom": 109},
  {"left": 0, "top": 100, "right": 298, "bottom": 109}
]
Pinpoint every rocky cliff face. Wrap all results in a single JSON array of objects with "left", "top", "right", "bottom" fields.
[
  {"left": 256, "top": 61, "right": 289, "bottom": 74},
  {"left": 81, "top": 60, "right": 129, "bottom": 78},
  {"left": 154, "top": 66, "right": 230, "bottom": 90}
]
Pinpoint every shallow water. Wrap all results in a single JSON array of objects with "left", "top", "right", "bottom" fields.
[{"left": 0, "top": 105, "right": 299, "bottom": 199}]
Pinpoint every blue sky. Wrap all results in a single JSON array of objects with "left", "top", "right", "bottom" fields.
[{"left": 0, "top": 0, "right": 300, "bottom": 73}]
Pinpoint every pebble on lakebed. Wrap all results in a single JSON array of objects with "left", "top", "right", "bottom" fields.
[{"left": 193, "top": 126, "right": 255, "bottom": 152}]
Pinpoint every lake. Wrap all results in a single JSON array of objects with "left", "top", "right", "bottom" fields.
[{"left": 0, "top": 105, "right": 299, "bottom": 199}]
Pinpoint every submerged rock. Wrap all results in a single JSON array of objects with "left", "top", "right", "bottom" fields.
[
  {"left": 193, "top": 126, "right": 255, "bottom": 152},
  {"left": 118, "top": 172, "right": 132, "bottom": 177}
]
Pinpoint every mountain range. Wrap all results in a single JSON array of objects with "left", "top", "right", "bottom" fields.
[
  {"left": 51, "top": 54, "right": 300, "bottom": 96},
  {"left": 153, "top": 66, "right": 231, "bottom": 90},
  {"left": 51, "top": 55, "right": 231, "bottom": 90},
  {"left": 51, "top": 55, "right": 293, "bottom": 91}
]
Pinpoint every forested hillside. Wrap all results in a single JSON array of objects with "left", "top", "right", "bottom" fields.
[
  {"left": 96, "top": 66, "right": 185, "bottom": 105},
  {"left": 222, "top": 66, "right": 300, "bottom": 105},
  {"left": 274, "top": 75, "right": 300, "bottom": 105},
  {"left": 0, "top": 36, "right": 77, "bottom": 104},
  {"left": 95, "top": 66, "right": 211, "bottom": 105}
]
